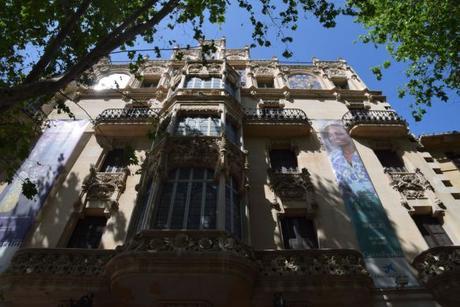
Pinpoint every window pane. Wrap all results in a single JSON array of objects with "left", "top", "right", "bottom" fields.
[
  {"left": 154, "top": 183, "right": 174, "bottom": 228},
  {"left": 280, "top": 217, "right": 318, "bottom": 249},
  {"left": 226, "top": 121, "right": 239, "bottom": 144},
  {"left": 101, "top": 149, "right": 126, "bottom": 172},
  {"left": 170, "top": 182, "right": 188, "bottom": 228},
  {"left": 269, "top": 149, "right": 298, "bottom": 172},
  {"left": 374, "top": 150, "right": 406, "bottom": 172},
  {"left": 187, "top": 182, "right": 203, "bottom": 229},
  {"left": 203, "top": 182, "right": 217, "bottom": 229},
  {"left": 67, "top": 216, "right": 107, "bottom": 249},
  {"left": 209, "top": 117, "right": 221, "bottom": 136},
  {"left": 288, "top": 74, "right": 321, "bottom": 89}
]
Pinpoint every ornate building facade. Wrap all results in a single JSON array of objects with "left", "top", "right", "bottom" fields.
[{"left": 0, "top": 39, "right": 459, "bottom": 306}]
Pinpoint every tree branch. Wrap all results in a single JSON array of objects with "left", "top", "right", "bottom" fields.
[
  {"left": 24, "top": 0, "right": 92, "bottom": 83},
  {"left": 0, "top": 0, "right": 179, "bottom": 112}
]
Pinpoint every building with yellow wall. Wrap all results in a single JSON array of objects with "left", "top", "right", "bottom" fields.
[{"left": 0, "top": 39, "right": 459, "bottom": 307}]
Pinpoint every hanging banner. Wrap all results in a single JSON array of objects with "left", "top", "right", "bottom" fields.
[
  {"left": 0, "top": 120, "right": 88, "bottom": 272},
  {"left": 313, "top": 120, "right": 418, "bottom": 287}
]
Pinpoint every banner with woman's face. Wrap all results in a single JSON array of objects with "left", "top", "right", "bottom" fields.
[{"left": 314, "top": 120, "right": 417, "bottom": 287}]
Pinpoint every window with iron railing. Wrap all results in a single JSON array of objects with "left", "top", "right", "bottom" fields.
[
  {"left": 269, "top": 149, "right": 298, "bottom": 173},
  {"left": 67, "top": 216, "right": 107, "bottom": 249},
  {"left": 280, "top": 216, "right": 318, "bottom": 249},
  {"left": 374, "top": 149, "right": 407, "bottom": 172},
  {"left": 101, "top": 148, "right": 128, "bottom": 173},
  {"left": 412, "top": 215, "right": 453, "bottom": 248}
]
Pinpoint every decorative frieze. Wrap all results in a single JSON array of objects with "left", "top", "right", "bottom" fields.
[
  {"left": 120, "top": 230, "right": 254, "bottom": 259},
  {"left": 5, "top": 248, "right": 115, "bottom": 277},
  {"left": 187, "top": 63, "right": 222, "bottom": 75},
  {"left": 148, "top": 135, "right": 245, "bottom": 183}
]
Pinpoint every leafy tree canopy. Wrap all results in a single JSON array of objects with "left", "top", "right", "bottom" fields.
[
  {"left": 0, "top": 0, "right": 458, "bottom": 198},
  {"left": 346, "top": 0, "right": 459, "bottom": 120}
]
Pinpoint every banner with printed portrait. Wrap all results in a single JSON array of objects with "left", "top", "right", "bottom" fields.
[
  {"left": 0, "top": 120, "right": 88, "bottom": 272},
  {"left": 313, "top": 120, "right": 418, "bottom": 287}
]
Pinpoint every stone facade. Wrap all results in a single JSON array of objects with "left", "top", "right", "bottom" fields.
[{"left": 0, "top": 39, "right": 458, "bottom": 307}]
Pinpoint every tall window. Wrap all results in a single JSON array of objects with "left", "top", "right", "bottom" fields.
[
  {"left": 67, "top": 216, "right": 107, "bottom": 249},
  {"left": 225, "top": 120, "right": 240, "bottom": 145},
  {"left": 256, "top": 77, "right": 274, "bottom": 88},
  {"left": 176, "top": 116, "right": 221, "bottom": 136},
  {"left": 374, "top": 149, "right": 406, "bottom": 172},
  {"left": 225, "top": 177, "right": 242, "bottom": 239},
  {"left": 287, "top": 74, "right": 322, "bottom": 89},
  {"left": 237, "top": 70, "right": 247, "bottom": 87},
  {"left": 153, "top": 168, "right": 218, "bottom": 230},
  {"left": 185, "top": 77, "right": 223, "bottom": 89},
  {"left": 412, "top": 215, "right": 453, "bottom": 248},
  {"left": 269, "top": 149, "right": 298, "bottom": 173},
  {"left": 280, "top": 216, "right": 318, "bottom": 249},
  {"left": 101, "top": 148, "right": 127, "bottom": 172}
]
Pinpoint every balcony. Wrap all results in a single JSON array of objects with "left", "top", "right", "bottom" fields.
[
  {"left": 244, "top": 108, "right": 311, "bottom": 137},
  {"left": 412, "top": 246, "right": 460, "bottom": 306},
  {"left": 253, "top": 249, "right": 372, "bottom": 306},
  {"left": 94, "top": 107, "right": 160, "bottom": 136},
  {"left": 342, "top": 110, "right": 408, "bottom": 138},
  {"left": 1, "top": 231, "right": 373, "bottom": 306},
  {"left": 1, "top": 248, "right": 115, "bottom": 305}
]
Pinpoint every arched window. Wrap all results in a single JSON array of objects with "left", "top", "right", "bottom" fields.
[
  {"left": 225, "top": 177, "right": 242, "bottom": 239},
  {"left": 93, "top": 73, "right": 130, "bottom": 90},
  {"left": 287, "top": 74, "right": 322, "bottom": 89},
  {"left": 153, "top": 168, "right": 217, "bottom": 230}
]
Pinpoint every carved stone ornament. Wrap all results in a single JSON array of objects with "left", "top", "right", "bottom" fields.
[
  {"left": 313, "top": 60, "right": 348, "bottom": 81},
  {"left": 267, "top": 168, "right": 317, "bottom": 214},
  {"left": 81, "top": 166, "right": 129, "bottom": 214},
  {"left": 253, "top": 65, "right": 275, "bottom": 76},
  {"left": 387, "top": 168, "right": 433, "bottom": 200},
  {"left": 225, "top": 48, "right": 249, "bottom": 60},
  {"left": 188, "top": 63, "right": 222, "bottom": 75},
  {"left": 142, "top": 65, "right": 166, "bottom": 75},
  {"left": 121, "top": 230, "right": 255, "bottom": 259},
  {"left": 148, "top": 135, "right": 245, "bottom": 184},
  {"left": 255, "top": 250, "right": 369, "bottom": 278},
  {"left": 92, "top": 57, "right": 111, "bottom": 75}
]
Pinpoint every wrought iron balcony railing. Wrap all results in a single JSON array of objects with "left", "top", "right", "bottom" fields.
[
  {"left": 342, "top": 110, "right": 406, "bottom": 130},
  {"left": 245, "top": 108, "right": 309, "bottom": 123},
  {"left": 95, "top": 107, "right": 160, "bottom": 124}
]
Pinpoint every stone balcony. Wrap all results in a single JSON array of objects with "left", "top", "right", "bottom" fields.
[
  {"left": 342, "top": 109, "right": 408, "bottom": 138},
  {"left": 412, "top": 246, "right": 460, "bottom": 306},
  {"left": 244, "top": 108, "right": 311, "bottom": 137},
  {"left": 94, "top": 107, "right": 160, "bottom": 136},
  {"left": 1, "top": 230, "right": 373, "bottom": 307}
]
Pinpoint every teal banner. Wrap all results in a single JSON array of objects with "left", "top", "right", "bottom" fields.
[{"left": 314, "top": 120, "right": 417, "bottom": 287}]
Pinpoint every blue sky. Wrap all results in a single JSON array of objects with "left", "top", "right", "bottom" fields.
[{"left": 111, "top": 5, "right": 459, "bottom": 136}]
